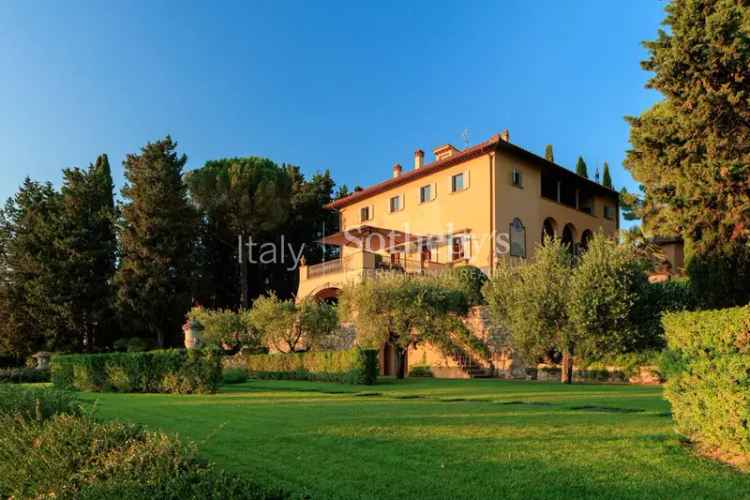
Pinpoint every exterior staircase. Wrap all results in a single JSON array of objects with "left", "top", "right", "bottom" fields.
[{"left": 450, "top": 349, "right": 493, "bottom": 378}]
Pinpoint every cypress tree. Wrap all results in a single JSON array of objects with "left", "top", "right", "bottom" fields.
[
  {"left": 602, "top": 162, "right": 613, "bottom": 189},
  {"left": 544, "top": 144, "right": 554, "bottom": 162},
  {"left": 116, "top": 137, "right": 197, "bottom": 347},
  {"left": 58, "top": 154, "right": 118, "bottom": 350},
  {"left": 575, "top": 156, "right": 588, "bottom": 178}
]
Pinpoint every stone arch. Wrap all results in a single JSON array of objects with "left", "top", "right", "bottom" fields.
[
  {"left": 580, "top": 229, "right": 593, "bottom": 251},
  {"left": 312, "top": 287, "right": 341, "bottom": 304},
  {"left": 561, "top": 223, "right": 576, "bottom": 249},
  {"left": 542, "top": 217, "right": 557, "bottom": 244}
]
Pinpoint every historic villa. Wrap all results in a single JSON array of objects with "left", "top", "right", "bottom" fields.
[{"left": 297, "top": 130, "right": 620, "bottom": 378}]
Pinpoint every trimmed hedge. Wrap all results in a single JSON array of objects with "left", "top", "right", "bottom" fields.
[
  {"left": 245, "top": 348, "right": 378, "bottom": 385},
  {"left": 51, "top": 349, "right": 222, "bottom": 394},
  {"left": 662, "top": 305, "right": 750, "bottom": 462},
  {"left": 0, "top": 367, "right": 51, "bottom": 384}
]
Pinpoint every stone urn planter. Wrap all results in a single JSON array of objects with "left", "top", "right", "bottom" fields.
[
  {"left": 31, "top": 351, "right": 51, "bottom": 370},
  {"left": 183, "top": 319, "right": 204, "bottom": 350}
]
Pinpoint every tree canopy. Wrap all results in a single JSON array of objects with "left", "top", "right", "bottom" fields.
[
  {"left": 544, "top": 144, "right": 554, "bottom": 162},
  {"left": 116, "top": 137, "right": 198, "bottom": 348},
  {"left": 338, "top": 272, "right": 472, "bottom": 378},
  {"left": 602, "top": 161, "right": 613, "bottom": 189},
  {"left": 624, "top": 0, "right": 750, "bottom": 306},
  {"left": 575, "top": 156, "right": 588, "bottom": 178}
]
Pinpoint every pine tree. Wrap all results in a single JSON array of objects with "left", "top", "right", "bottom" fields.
[
  {"left": 58, "top": 154, "right": 118, "bottom": 350},
  {"left": 602, "top": 161, "right": 613, "bottom": 189},
  {"left": 116, "top": 137, "right": 197, "bottom": 347},
  {"left": 575, "top": 156, "right": 588, "bottom": 178},
  {"left": 185, "top": 157, "right": 291, "bottom": 308},
  {"left": 544, "top": 144, "right": 554, "bottom": 162}
]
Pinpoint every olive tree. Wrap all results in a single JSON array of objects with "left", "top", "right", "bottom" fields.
[
  {"left": 249, "top": 293, "right": 338, "bottom": 353},
  {"left": 568, "top": 233, "right": 656, "bottom": 358},
  {"left": 484, "top": 237, "right": 577, "bottom": 383},
  {"left": 186, "top": 307, "right": 262, "bottom": 351},
  {"left": 338, "top": 272, "right": 469, "bottom": 379}
]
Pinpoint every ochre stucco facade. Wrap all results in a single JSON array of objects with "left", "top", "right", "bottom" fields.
[{"left": 296, "top": 131, "right": 620, "bottom": 378}]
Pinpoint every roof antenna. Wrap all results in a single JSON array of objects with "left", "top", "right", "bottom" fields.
[{"left": 461, "top": 128, "right": 470, "bottom": 148}]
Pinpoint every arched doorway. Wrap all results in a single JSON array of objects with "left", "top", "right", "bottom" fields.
[
  {"left": 561, "top": 224, "right": 576, "bottom": 249},
  {"left": 313, "top": 287, "right": 341, "bottom": 305},
  {"left": 542, "top": 217, "right": 557, "bottom": 244},
  {"left": 580, "top": 230, "right": 593, "bottom": 252}
]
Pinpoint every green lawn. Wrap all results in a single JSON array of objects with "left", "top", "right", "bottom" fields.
[{"left": 80, "top": 379, "right": 749, "bottom": 500}]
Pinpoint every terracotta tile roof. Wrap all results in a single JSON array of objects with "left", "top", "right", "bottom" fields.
[{"left": 326, "top": 133, "right": 618, "bottom": 210}]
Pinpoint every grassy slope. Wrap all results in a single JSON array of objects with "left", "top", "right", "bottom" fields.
[{"left": 80, "top": 379, "right": 749, "bottom": 500}]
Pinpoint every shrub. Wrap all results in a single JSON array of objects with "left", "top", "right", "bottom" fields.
[
  {"left": 0, "top": 413, "right": 288, "bottom": 499},
  {"left": 0, "top": 367, "right": 50, "bottom": 384},
  {"left": 112, "top": 336, "right": 154, "bottom": 352},
  {"left": 223, "top": 367, "right": 249, "bottom": 384},
  {"left": 0, "top": 384, "right": 81, "bottom": 420},
  {"left": 662, "top": 306, "right": 750, "bottom": 465},
  {"left": 408, "top": 365, "right": 433, "bottom": 377},
  {"left": 451, "top": 265, "right": 488, "bottom": 306},
  {"left": 187, "top": 307, "right": 262, "bottom": 351},
  {"left": 51, "top": 349, "right": 222, "bottom": 394},
  {"left": 246, "top": 348, "right": 378, "bottom": 385}
]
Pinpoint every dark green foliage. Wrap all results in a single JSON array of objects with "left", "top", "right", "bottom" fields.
[
  {"left": 575, "top": 156, "right": 588, "bottom": 178},
  {"left": 0, "top": 413, "right": 288, "bottom": 500},
  {"left": 0, "top": 180, "right": 66, "bottom": 355},
  {"left": 51, "top": 349, "right": 222, "bottom": 394},
  {"left": 544, "top": 144, "right": 554, "bottom": 162},
  {"left": 451, "top": 265, "right": 488, "bottom": 306},
  {"left": 625, "top": 1, "right": 750, "bottom": 306},
  {"left": 662, "top": 306, "right": 750, "bottom": 463},
  {"left": 602, "top": 161, "right": 613, "bottom": 189},
  {"left": 0, "top": 384, "right": 81, "bottom": 420},
  {"left": 686, "top": 244, "right": 750, "bottom": 309},
  {"left": 112, "top": 336, "right": 154, "bottom": 352},
  {"left": 222, "top": 367, "right": 249, "bottom": 384},
  {"left": 185, "top": 157, "right": 292, "bottom": 308},
  {"left": 116, "top": 137, "right": 198, "bottom": 348},
  {"left": 58, "top": 155, "right": 118, "bottom": 350},
  {"left": 186, "top": 158, "right": 337, "bottom": 308},
  {"left": 245, "top": 348, "right": 378, "bottom": 385},
  {"left": 0, "top": 156, "right": 118, "bottom": 356},
  {"left": 0, "top": 367, "right": 50, "bottom": 384},
  {"left": 408, "top": 365, "right": 433, "bottom": 378}
]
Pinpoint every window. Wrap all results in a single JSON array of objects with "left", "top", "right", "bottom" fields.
[
  {"left": 360, "top": 206, "right": 370, "bottom": 222},
  {"left": 420, "top": 244, "right": 432, "bottom": 263},
  {"left": 389, "top": 195, "right": 401, "bottom": 213},
  {"left": 451, "top": 173, "right": 465, "bottom": 192},
  {"left": 509, "top": 218, "right": 526, "bottom": 258},
  {"left": 541, "top": 172, "right": 558, "bottom": 201},
  {"left": 390, "top": 252, "right": 401, "bottom": 267},
  {"left": 451, "top": 234, "right": 470, "bottom": 261},
  {"left": 603, "top": 205, "right": 615, "bottom": 220},
  {"left": 419, "top": 184, "right": 432, "bottom": 203},
  {"left": 512, "top": 169, "right": 523, "bottom": 187}
]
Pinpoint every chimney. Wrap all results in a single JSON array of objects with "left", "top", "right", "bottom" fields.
[
  {"left": 500, "top": 129, "right": 510, "bottom": 142},
  {"left": 432, "top": 144, "right": 460, "bottom": 161},
  {"left": 392, "top": 163, "right": 403, "bottom": 178},
  {"left": 414, "top": 149, "right": 424, "bottom": 170}
]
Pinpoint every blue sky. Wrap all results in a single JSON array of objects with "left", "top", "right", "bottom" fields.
[{"left": 0, "top": 1, "right": 664, "bottom": 227}]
